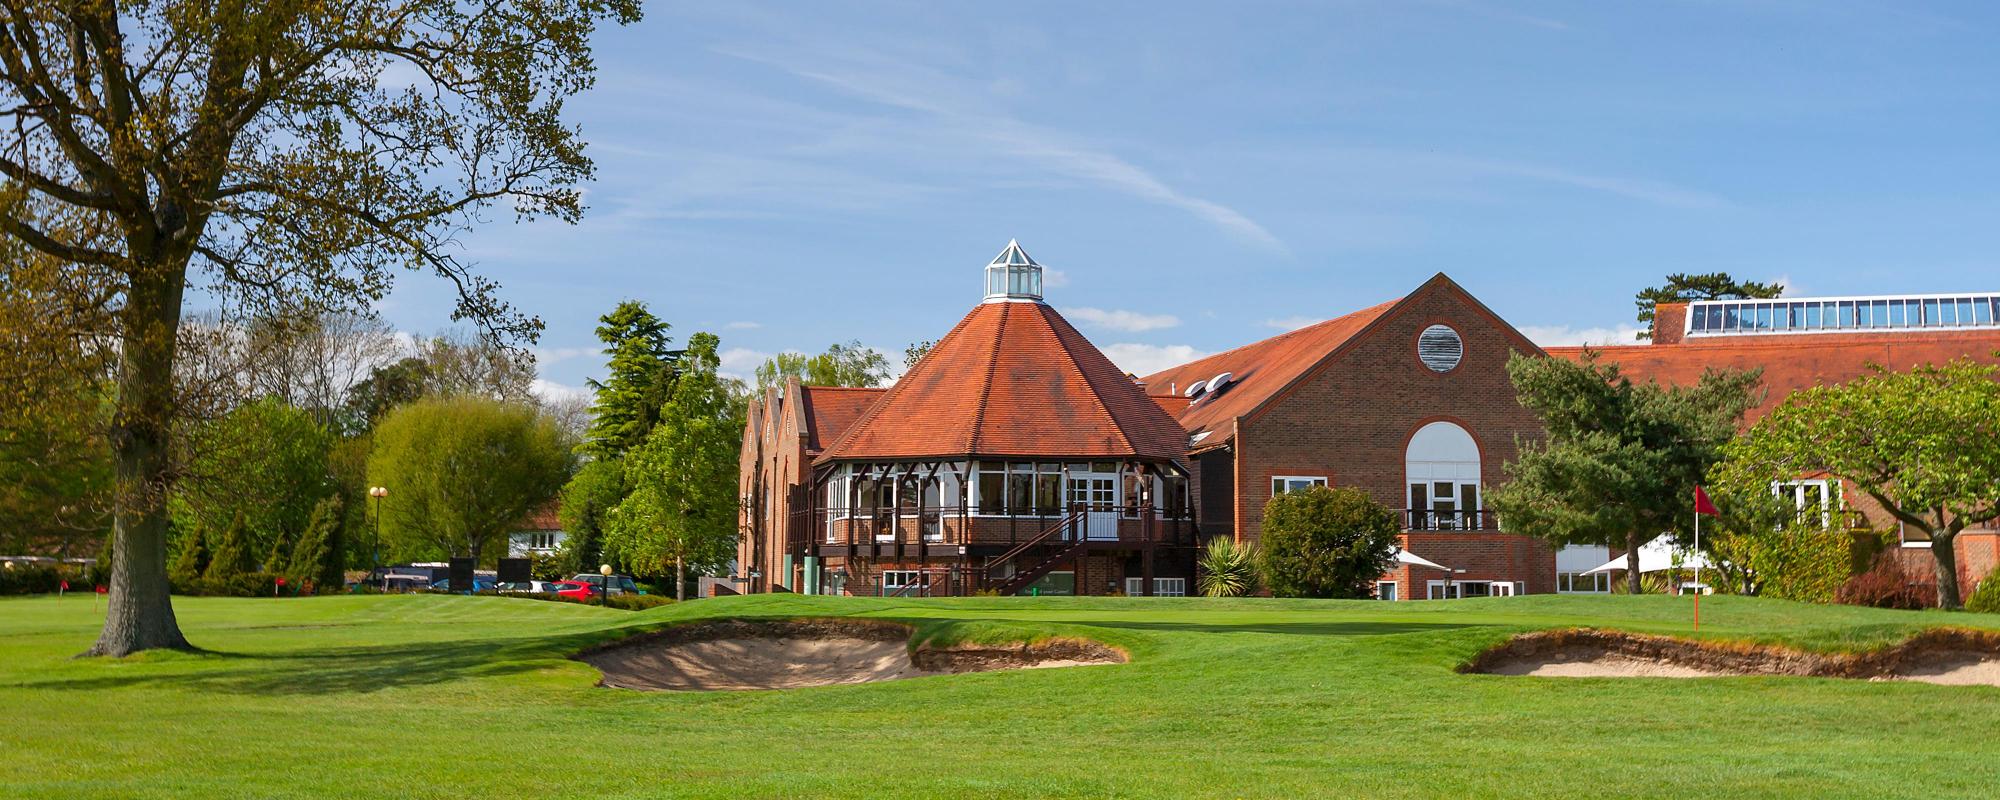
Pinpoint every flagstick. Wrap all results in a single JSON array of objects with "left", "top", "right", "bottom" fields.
[{"left": 1693, "top": 505, "right": 1701, "bottom": 633}]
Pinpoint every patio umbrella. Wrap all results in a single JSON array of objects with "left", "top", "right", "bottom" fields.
[{"left": 1582, "top": 534, "right": 1710, "bottom": 574}]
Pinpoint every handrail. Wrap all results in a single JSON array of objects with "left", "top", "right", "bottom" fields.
[{"left": 989, "top": 507, "right": 1088, "bottom": 566}]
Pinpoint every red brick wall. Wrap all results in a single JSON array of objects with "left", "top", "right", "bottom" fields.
[
  {"left": 1652, "top": 303, "right": 1688, "bottom": 345},
  {"left": 1232, "top": 285, "right": 1547, "bottom": 535}
]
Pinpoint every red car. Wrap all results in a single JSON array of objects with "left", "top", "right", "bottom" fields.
[
  {"left": 551, "top": 580, "right": 594, "bottom": 601},
  {"left": 553, "top": 574, "right": 641, "bottom": 602}
]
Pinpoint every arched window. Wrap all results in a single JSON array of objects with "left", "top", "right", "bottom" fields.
[{"left": 1406, "top": 421, "right": 1481, "bottom": 530}]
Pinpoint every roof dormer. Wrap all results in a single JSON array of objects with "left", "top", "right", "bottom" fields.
[{"left": 984, "top": 239, "right": 1043, "bottom": 303}]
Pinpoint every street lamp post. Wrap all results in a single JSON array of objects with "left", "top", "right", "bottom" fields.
[
  {"left": 599, "top": 563, "right": 613, "bottom": 606},
  {"left": 368, "top": 487, "right": 389, "bottom": 590}
]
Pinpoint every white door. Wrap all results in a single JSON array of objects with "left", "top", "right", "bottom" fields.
[{"left": 1068, "top": 476, "right": 1118, "bottom": 540}]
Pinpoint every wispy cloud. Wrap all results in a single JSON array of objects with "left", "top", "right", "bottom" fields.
[
  {"left": 1518, "top": 324, "right": 1648, "bottom": 347},
  {"left": 1100, "top": 343, "right": 1209, "bottom": 376},
  {"left": 1062, "top": 307, "right": 1181, "bottom": 333},
  {"left": 1262, "top": 316, "right": 1320, "bottom": 332},
  {"left": 713, "top": 43, "right": 1284, "bottom": 251},
  {"left": 718, "top": 347, "right": 772, "bottom": 383},
  {"left": 532, "top": 345, "right": 598, "bottom": 366},
  {"left": 725, "top": 321, "right": 763, "bottom": 330},
  {"left": 529, "top": 378, "right": 592, "bottom": 404}
]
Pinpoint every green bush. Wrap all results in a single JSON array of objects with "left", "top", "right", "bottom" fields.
[
  {"left": 195, "top": 572, "right": 296, "bottom": 598},
  {"left": 1967, "top": 574, "right": 2000, "bottom": 614},
  {"left": 1259, "top": 486, "right": 1401, "bottom": 599},
  {"left": 0, "top": 563, "right": 69, "bottom": 594},
  {"left": 604, "top": 593, "right": 674, "bottom": 611},
  {"left": 1196, "top": 537, "right": 1259, "bottom": 597}
]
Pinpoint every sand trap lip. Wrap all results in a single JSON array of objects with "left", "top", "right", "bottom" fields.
[
  {"left": 575, "top": 618, "right": 1125, "bottom": 691},
  {"left": 1465, "top": 628, "right": 2000, "bottom": 686}
]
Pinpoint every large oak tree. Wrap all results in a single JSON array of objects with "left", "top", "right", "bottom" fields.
[{"left": 0, "top": 0, "right": 639, "bottom": 655}]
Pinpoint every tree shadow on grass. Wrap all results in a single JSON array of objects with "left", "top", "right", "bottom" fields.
[
  {"left": 23, "top": 629, "right": 614, "bottom": 697},
  {"left": 1049, "top": 619, "right": 1492, "bottom": 637}
]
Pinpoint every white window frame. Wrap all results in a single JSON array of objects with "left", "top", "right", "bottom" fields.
[
  {"left": 1557, "top": 571, "right": 1610, "bottom": 594},
  {"left": 880, "top": 570, "right": 929, "bottom": 596},
  {"left": 1771, "top": 478, "right": 1833, "bottom": 528},
  {"left": 1376, "top": 581, "right": 1399, "bottom": 601},
  {"left": 1272, "top": 476, "right": 1328, "bottom": 496},
  {"left": 1426, "top": 580, "right": 1448, "bottom": 600},
  {"left": 1123, "top": 577, "right": 1187, "bottom": 597}
]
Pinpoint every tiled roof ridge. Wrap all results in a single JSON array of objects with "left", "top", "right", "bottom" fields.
[
  {"left": 1146, "top": 297, "right": 1402, "bottom": 385},
  {"left": 1041, "top": 305, "right": 1143, "bottom": 457},
  {"left": 963, "top": 302, "right": 1010, "bottom": 454},
  {"left": 814, "top": 312, "right": 981, "bottom": 461}
]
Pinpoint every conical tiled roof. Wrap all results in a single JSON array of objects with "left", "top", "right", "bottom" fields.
[{"left": 815, "top": 301, "right": 1187, "bottom": 464}]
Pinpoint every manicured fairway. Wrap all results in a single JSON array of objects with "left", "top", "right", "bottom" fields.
[{"left": 4, "top": 593, "right": 1998, "bottom": 799}]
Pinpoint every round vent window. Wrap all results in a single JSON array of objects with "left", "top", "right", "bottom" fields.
[{"left": 1418, "top": 325, "right": 1463, "bottom": 372}]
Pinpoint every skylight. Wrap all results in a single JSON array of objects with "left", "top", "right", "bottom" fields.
[{"left": 1686, "top": 293, "right": 2000, "bottom": 337}]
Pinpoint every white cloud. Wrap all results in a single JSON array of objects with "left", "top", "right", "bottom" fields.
[
  {"left": 1263, "top": 316, "right": 1320, "bottom": 332},
  {"left": 529, "top": 379, "right": 592, "bottom": 404},
  {"left": 718, "top": 346, "right": 773, "bottom": 382},
  {"left": 532, "top": 345, "right": 597, "bottom": 366},
  {"left": 1518, "top": 324, "right": 1648, "bottom": 347},
  {"left": 1100, "top": 343, "right": 1210, "bottom": 376},
  {"left": 1061, "top": 307, "right": 1181, "bottom": 333},
  {"left": 725, "top": 321, "right": 763, "bottom": 330},
  {"left": 1042, "top": 267, "right": 1070, "bottom": 289}
]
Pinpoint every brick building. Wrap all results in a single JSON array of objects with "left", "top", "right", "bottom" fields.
[
  {"left": 738, "top": 243, "right": 2000, "bottom": 599},
  {"left": 1547, "top": 293, "right": 2000, "bottom": 595}
]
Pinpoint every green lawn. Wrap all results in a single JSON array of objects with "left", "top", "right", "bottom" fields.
[{"left": 4, "top": 593, "right": 1999, "bottom": 799}]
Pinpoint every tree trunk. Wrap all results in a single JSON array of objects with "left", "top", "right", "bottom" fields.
[
  {"left": 1931, "top": 531, "right": 1962, "bottom": 610},
  {"left": 1625, "top": 530, "right": 1643, "bottom": 594},
  {"left": 86, "top": 269, "right": 192, "bottom": 657},
  {"left": 675, "top": 554, "right": 685, "bottom": 601}
]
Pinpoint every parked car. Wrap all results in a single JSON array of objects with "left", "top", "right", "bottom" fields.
[
  {"left": 569, "top": 574, "right": 641, "bottom": 596},
  {"left": 369, "top": 574, "right": 434, "bottom": 593},
  {"left": 551, "top": 580, "right": 594, "bottom": 601},
  {"left": 495, "top": 580, "right": 564, "bottom": 594},
  {"left": 430, "top": 578, "right": 495, "bottom": 592}
]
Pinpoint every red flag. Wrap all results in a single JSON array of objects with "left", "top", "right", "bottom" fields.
[
  {"left": 59, "top": 580, "right": 69, "bottom": 592},
  {"left": 1694, "top": 486, "right": 1719, "bottom": 517}
]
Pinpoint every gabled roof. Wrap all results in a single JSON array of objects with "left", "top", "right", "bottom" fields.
[
  {"left": 1140, "top": 299, "right": 1399, "bottom": 448},
  {"left": 796, "top": 385, "right": 888, "bottom": 453},
  {"left": 815, "top": 301, "right": 1187, "bottom": 464},
  {"left": 1140, "top": 273, "right": 1544, "bottom": 451},
  {"left": 1548, "top": 330, "right": 2000, "bottom": 423},
  {"left": 991, "top": 239, "right": 1039, "bottom": 267}
]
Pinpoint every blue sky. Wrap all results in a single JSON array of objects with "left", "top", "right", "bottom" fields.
[{"left": 375, "top": 1, "right": 2000, "bottom": 398}]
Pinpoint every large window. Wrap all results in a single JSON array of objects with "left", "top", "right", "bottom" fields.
[
  {"left": 1773, "top": 479, "right": 1832, "bottom": 527},
  {"left": 881, "top": 570, "right": 930, "bottom": 597},
  {"left": 1687, "top": 294, "right": 2000, "bottom": 336},
  {"left": 1124, "top": 577, "right": 1187, "bottom": 597},
  {"left": 1271, "top": 476, "right": 1327, "bottom": 496},
  {"left": 1407, "top": 421, "right": 1481, "bottom": 529},
  {"left": 1558, "top": 572, "right": 1609, "bottom": 594}
]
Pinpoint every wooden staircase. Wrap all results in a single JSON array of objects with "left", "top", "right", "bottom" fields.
[{"left": 987, "top": 508, "right": 1088, "bottom": 595}]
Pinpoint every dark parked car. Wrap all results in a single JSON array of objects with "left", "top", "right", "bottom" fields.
[{"left": 430, "top": 578, "right": 495, "bottom": 593}]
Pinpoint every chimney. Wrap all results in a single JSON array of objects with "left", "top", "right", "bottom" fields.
[{"left": 1652, "top": 303, "right": 1688, "bottom": 345}]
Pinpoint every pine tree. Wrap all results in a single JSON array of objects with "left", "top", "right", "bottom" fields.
[
  {"left": 169, "top": 526, "right": 208, "bottom": 591},
  {"left": 287, "top": 497, "right": 347, "bottom": 592},
  {"left": 204, "top": 511, "right": 257, "bottom": 582},
  {"left": 1634, "top": 273, "right": 1784, "bottom": 339},
  {"left": 581, "top": 301, "right": 679, "bottom": 458}
]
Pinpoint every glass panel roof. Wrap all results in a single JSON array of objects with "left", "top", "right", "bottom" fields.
[{"left": 1685, "top": 293, "right": 2000, "bottom": 336}]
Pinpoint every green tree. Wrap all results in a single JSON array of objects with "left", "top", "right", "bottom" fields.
[
  {"left": 755, "top": 340, "right": 891, "bottom": 391},
  {"left": 170, "top": 399, "right": 335, "bottom": 569},
  {"left": 367, "top": 396, "right": 574, "bottom": 563},
  {"left": 286, "top": 496, "right": 347, "bottom": 593},
  {"left": 1701, "top": 478, "right": 1860, "bottom": 603},
  {"left": 168, "top": 525, "right": 208, "bottom": 592},
  {"left": 1720, "top": 360, "right": 2000, "bottom": 609},
  {"left": 203, "top": 512, "right": 256, "bottom": 584},
  {"left": 582, "top": 301, "right": 680, "bottom": 458},
  {"left": 1258, "top": 486, "right": 1401, "bottom": 599},
  {"left": 1634, "top": 273, "right": 1783, "bottom": 339},
  {"left": 904, "top": 339, "right": 937, "bottom": 370},
  {"left": 606, "top": 333, "right": 745, "bottom": 600},
  {"left": 556, "top": 458, "right": 626, "bottom": 576},
  {"left": 341, "top": 357, "right": 432, "bottom": 435},
  {"left": 1487, "top": 353, "right": 1760, "bottom": 593},
  {"left": 0, "top": 1, "right": 637, "bottom": 655}
]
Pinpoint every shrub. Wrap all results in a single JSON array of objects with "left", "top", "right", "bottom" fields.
[
  {"left": 170, "top": 524, "right": 210, "bottom": 591},
  {"left": 0, "top": 562, "right": 70, "bottom": 595},
  {"left": 1835, "top": 553, "right": 1937, "bottom": 610},
  {"left": 286, "top": 496, "right": 346, "bottom": 592},
  {"left": 204, "top": 511, "right": 256, "bottom": 583},
  {"left": 193, "top": 572, "right": 296, "bottom": 598},
  {"left": 1259, "top": 486, "right": 1401, "bottom": 599},
  {"left": 604, "top": 593, "right": 674, "bottom": 611},
  {"left": 1197, "top": 537, "right": 1259, "bottom": 597},
  {"left": 1966, "top": 574, "right": 2000, "bottom": 614}
]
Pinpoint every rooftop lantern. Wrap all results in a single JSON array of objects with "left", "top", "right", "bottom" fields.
[{"left": 984, "top": 239, "right": 1043, "bottom": 303}]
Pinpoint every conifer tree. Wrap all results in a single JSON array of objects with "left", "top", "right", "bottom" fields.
[
  {"left": 581, "top": 302, "right": 679, "bottom": 458},
  {"left": 288, "top": 497, "right": 347, "bottom": 592},
  {"left": 169, "top": 526, "right": 209, "bottom": 591},
  {"left": 204, "top": 512, "right": 257, "bottom": 583}
]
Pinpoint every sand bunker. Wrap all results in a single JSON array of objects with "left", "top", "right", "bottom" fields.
[
  {"left": 1466, "top": 628, "right": 2000, "bottom": 686},
  {"left": 577, "top": 618, "right": 1123, "bottom": 691}
]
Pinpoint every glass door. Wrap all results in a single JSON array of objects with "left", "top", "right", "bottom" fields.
[{"left": 1068, "top": 475, "right": 1118, "bottom": 540}]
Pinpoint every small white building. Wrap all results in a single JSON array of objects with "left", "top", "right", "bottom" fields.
[{"left": 506, "top": 502, "right": 565, "bottom": 558}]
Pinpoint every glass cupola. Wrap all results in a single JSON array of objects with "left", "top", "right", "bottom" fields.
[{"left": 984, "top": 239, "right": 1043, "bottom": 302}]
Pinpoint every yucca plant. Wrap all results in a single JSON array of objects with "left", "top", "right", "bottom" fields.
[{"left": 1197, "top": 537, "right": 1260, "bottom": 598}]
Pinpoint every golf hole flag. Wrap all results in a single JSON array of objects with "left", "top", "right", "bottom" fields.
[{"left": 1692, "top": 486, "right": 1717, "bottom": 630}]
